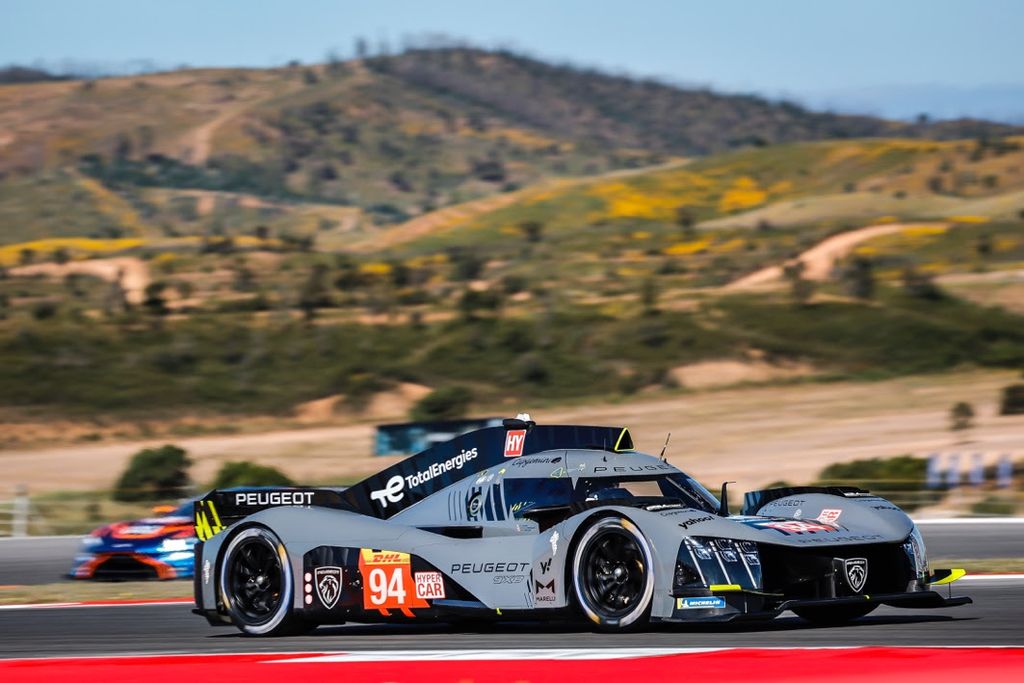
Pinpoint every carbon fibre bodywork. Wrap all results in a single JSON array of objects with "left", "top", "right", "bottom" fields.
[{"left": 192, "top": 423, "right": 969, "bottom": 629}]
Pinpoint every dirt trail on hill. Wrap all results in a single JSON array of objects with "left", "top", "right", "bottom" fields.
[
  {"left": 352, "top": 159, "right": 690, "bottom": 252},
  {"left": 725, "top": 222, "right": 948, "bottom": 290},
  {"left": 9, "top": 257, "right": 150, "bottom": 304}
]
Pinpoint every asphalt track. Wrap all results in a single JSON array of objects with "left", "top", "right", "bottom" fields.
[
  {"left": 2, "top": 520, "right": 1021, "bottom": 585},
  {"left": 0, "top": 579, "right": 1018, "bottom": 658}
]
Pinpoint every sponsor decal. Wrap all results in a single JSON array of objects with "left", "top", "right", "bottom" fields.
[
  {"left": 794, "top": 509, "right": 803, "bottom": 519},
  {"left": 592, "top": 463, "right": 673, "bottom": 474},
  {"left": 233, "top": 491, "right": 315, "bottom": 507},
  {"left": 451, "top": 561, "right": 530, "bottom": 574},
  {"left": 677, "top": 514, "right": 715, "bottom": 531},
  {"left": 370, "top": 475, "right": 405, "bottom": 509},
  {"left": 370, "top": 448, "right": 479, "bottom": 510},
  {"left": 540, "top": 558, "right": 552, "bottom": 573},
  {"left": 549, "top": 466, "right": 567, "bottom": 478},
  {"left": 535, "top": 578, "right": 556, "bottom": 602},
  {"left": 844, "top": 558, "right": 868, "bottom": 593},
  {"left": 549, "top": 530, "right": 560, "bottom": 557},
  {"left": 122, "top": 525, "right": 162, "bottom": 536},
  {"left": 358, "top": 549, "right": 428, "bottom": 616},
  {"left": 678, "top": 596, "right": 726, "bottom": 609},
  {"left": 504, "top": 429, "right": 527, "bottom": 457},
  {"left": 511, "top": 455, "right": 561, "bottom": 468},
  {"left": 817, "top": 508, "right": 843, "bottom": 525},
  {"left": 466, "top": 490, "right": 484, "bottom": 519},
  {"left": 510, "top": 500, "right": 534, "bottom": 515},
  {"left": 493, "top": 575, "right": 525, "bottom": 584},
  {"left": 314, "top": 566, "right": 342, "bottom": 609},
  {"left": 721, "top": 549, "right": 738, "bottom": 562},
  {"left": 755, "top": 520, "right": 837, "bottom": 534},
  {"left": 202, "top": 560, "right": 212, "bottom": 585},
  {"left": 414, "top": 571, "right": 446, "bottom": 600},
  {"left": 463, "top": 483, "right": 506, "bottom": 523}
]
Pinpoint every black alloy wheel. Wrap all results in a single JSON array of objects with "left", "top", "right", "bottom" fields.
[{"left": 572, "top": 516, "right": 654, "bottom": 630}]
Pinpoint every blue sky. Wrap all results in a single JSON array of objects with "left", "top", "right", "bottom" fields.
[{"left": 2, "top": 0, "right": 1022, "bottom": 121}]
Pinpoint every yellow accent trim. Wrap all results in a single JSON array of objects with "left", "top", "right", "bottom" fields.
[
  {"left": 930, "top": 568, "right": 967, "bottom": 585},
  {"left": 613, "top": 427, "right": 633, "bottom": 452},
  {"left": 207, "top": 500, "right": 222, "bottom": 529},
  {"left": 709, "top": 584, "right": 742, "bottom": 592},
  {"left": 194, "top": 510, "right": 212, "bottom": 541}
]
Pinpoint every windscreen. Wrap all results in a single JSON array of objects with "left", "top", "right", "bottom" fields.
[
  {"left": 576, "top": 474, "right": 719, "bottom": 513},
  {"left": 503, "top": 473, "right": 719, "bottom": 518}
]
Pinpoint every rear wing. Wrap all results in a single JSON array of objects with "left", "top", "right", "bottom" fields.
[
  {"left": 340, "top": 423, "right": 633, "bottom": 520},
  {"left": 194, "top": 487, "right": 352, "bottom": 541}
]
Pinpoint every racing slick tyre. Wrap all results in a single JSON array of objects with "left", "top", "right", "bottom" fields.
[
  {"left": 792, "top": 602, "right": 877, "bottom": 625},
  {"left": 219, "top": 525, "right": 311, "bottom": 636},
  {"left": 571, "top": 516, "right": 655, "bottom": 632}
]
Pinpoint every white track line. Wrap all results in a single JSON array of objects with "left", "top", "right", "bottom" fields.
[
  {"left": 0, "top": 599, "right": 191, "bottom": 611},
  {"left": 914, "top": 517, "right": 1024, "bottom": 524}
]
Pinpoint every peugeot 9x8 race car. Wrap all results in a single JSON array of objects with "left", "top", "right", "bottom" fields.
[
  {"left": 72, "top": 500, "right": 197, "bottom": 580},
  {"left": 192, "top": 417, "right": 969, "bottom": 635}
]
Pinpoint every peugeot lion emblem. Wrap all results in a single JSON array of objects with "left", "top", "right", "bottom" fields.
[
  {"left": 314, "top": 566, "right": 342, "bottom": 609},
  {"left": 844, "top": 558, "right": 868, "bottom": 593}
]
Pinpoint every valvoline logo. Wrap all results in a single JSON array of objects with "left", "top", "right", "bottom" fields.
[
  {"left": 678, "top": 596, "right": 726, "bottom": 609},
  {"left": 504, "top": 430, "right": 526, "bottom": 457}
]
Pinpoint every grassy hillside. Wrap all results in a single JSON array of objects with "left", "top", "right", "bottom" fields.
[{"left": 2, "top": 48, "right": 1021, "bottom": 245}]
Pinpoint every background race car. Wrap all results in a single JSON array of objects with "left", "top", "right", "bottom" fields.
[{"left": 70, "top": 500, "right": 197, "bottom": 580}]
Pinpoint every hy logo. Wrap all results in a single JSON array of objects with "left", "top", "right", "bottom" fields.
[
  {"left": 504, "top": 429, "right": 526, "bottom": 457},
  {"left": 844, "top": 558, "right": 868, "bottom": 593},
  {"left": 314, "top": 566, "right": 342, "bottom": 609},
  {"left": 370, "top": 475, "right": 405, "bottom": 509}
]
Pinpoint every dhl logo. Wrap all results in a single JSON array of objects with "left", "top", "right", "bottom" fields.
[
  {"left": 194, "top": 500, "right": 224, "bottom": 541},
  {"left": 360, "top": 549, "right": 409, "bottom": 565}
]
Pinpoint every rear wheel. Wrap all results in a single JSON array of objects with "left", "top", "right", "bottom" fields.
[
  {"left": 792, "top": 602, "right": 877, "bottom": 625},
  {"left": 572, "top": 516, "right": 654, "bottom": 631},
  {"left": 219, "top": 526, "right": 311, "bottom": 636}
]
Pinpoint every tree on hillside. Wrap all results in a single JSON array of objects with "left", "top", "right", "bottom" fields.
[
  {"left": 113, "top": 444, "right": 191, "bottom": 502},
  {"left": 783, "top": 260, "right": 815, "bottom": 306},
  {"left": 950, "top": 401, "right": 975, "bottom": 431},
  {"left": 143, "top": 282, "right": 170, "bottom": 322},
  {"left": 410, "top": 386, "right": 473, "bottom": 422},
  {"left": 843, "top": 257, "right": 876, "bottom": 300},
  {"left": 298, "top": 263, "right": 331, "bottom": 322},
  {"left": 675, "top": 206, "right": 696, "bottom": 238},
  {"left": 640, "top": 277, "right": 659, "bottom": 315},
  {"left": 975, "top": 234, "right": 993, "bottom": 259},
  {"left": 518, "top": 220, "right": 544, "bottom": 243}
]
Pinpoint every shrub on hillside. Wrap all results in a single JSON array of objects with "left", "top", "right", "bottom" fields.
[
  {"left": 1000, "top": 384, "right": 1024, "bottom": 415},
  {"left": 113, "top": 444, "right": 191, "bottom": 502},
  {"left": 410, "top": 386, "right": 473, "bottom": 422},
  {"left": 212, "top": 462, "right": 294, "bottom": 489}
]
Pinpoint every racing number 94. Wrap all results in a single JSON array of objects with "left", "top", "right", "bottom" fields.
[{"left": 358, "top": 549, "right": 428, "bottom": 617}]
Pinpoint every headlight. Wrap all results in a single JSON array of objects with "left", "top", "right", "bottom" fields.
[
  {"left": 902, "top": 526, "right": 928, "bottom": 583},
  {"left": 157, "top": 538, "right": 194, "bottom": 553}
]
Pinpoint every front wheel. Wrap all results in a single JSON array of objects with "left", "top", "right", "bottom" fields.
[
  {"left": 219, "top": 525, "right": 310, "bottom": 636},
  {"left": 792, "top": 602, "right": 877, "bottom": 625},
  {"left": 571, "top": 516, "right": 654, "bottom": 631}
]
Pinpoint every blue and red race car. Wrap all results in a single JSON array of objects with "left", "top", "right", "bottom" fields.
[{"left": 70, "top": 500, "right": 197, "bottom": 580}]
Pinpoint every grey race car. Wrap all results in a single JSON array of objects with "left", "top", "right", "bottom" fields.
[{"left": 192, "top": 417, "right": 969, "bottom": 635}]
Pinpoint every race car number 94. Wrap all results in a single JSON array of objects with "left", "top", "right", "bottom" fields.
[{"left": 358, "top": 549, "right": 428, "bottom": 616}]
